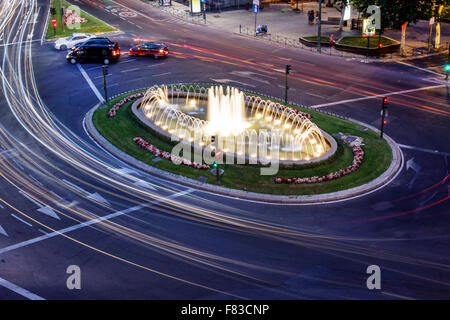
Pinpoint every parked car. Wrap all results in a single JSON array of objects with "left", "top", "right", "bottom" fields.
[
  {"left": 66, "top": 37, "right": 120, "bottom": 65},
  {"left": 129, "top": 42, "right": 169, "bottom": 59},
  {"left": 54, "top": 33, "right": 94, "bottom": 51}
]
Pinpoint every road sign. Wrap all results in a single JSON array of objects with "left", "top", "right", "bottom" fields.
[
  {"left": 253, "top": 4, "right": 259, "bottom": 13},
  {"left": 253, "top": 0, "right": 260, "bottom": 5},
  {"left": 430, "top": 17, "right": 435, "bottom": 25}
]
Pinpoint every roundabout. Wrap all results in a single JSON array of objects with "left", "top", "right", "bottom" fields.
[
  {"left": 87, "top": 84, "right": 401, "bottom": 203},
  {"left": 0, "top": 0, "right": 449, "bottom": 301}
]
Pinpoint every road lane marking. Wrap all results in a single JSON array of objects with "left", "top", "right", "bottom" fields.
[
  {"left": 0, "top": 276, "right": 45, "bottom": 300},
  {"left": 0, "top": 189, "right": 194, "bottom": 255},
  {"left": 310, "top": 84, "right": 445, "bottom": 108},
  {"left": 0, "top": 225, "right": 8, "bottom": 236},
  {"left": 120, "top": 67, "right": 141, "bottom": 73},
  {"left": 397, "top": 61, "right": 445, "bottom": 77},
  {"left": 398, "top": 144, "right": 450, "bottom": 157},
  {"left": 11, "top": 214, "right": 33, "bottom": 227},
  {"left": 76, "top": 63, "right": 105, "bottom": 102}
]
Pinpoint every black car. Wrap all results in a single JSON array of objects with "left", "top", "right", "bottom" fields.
[
  {"left": 66, "top": 37, "right": 120, "bottom": 65},
  {"left": 129, "top": 42, "right": 169, "bottom": 59}
]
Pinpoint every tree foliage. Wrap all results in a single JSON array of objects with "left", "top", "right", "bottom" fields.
[{"left": 350, "top": 0, "right": 448, "bottom": 29}]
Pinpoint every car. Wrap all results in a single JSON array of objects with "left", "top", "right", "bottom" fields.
[
  {"left": 129, "top": 42, "right": 169, "bottom": 59},
  {"left": 54, "top": 33, "right": 94, "bottom": 51},
  {"left": 66, "top": 37, "right": 120, "bottom": 65}
]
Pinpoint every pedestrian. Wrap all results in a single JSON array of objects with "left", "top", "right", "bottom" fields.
[
  {"left": 308, "top": 10, "right": 314, "bottom": 25},
  {"left": 315, "top": 11, "right": 319, "bottom": 24}
]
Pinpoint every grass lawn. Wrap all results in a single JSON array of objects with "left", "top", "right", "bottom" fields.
[
  {"left": 338, "top": 36, "right": 397, "bottom": 48},
  {"left": 92, "top": 90, "right": 392, "bottom": 195},
  {"left": 46, "top": 0, "right": 116, "bottom": 39},
  {"left": 303, "top": 36, "right": 331, "bottom": 43}
]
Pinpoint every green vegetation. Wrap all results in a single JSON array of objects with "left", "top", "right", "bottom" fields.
[
  {"left": 46, "top": 0, "right": 116, "bottom": 40},
  {"left": 303, "top": 36, "right": 331, "bottom": 43},
  {"left": 338, "top": 36, "right": 397, "bottom": 48},
  {"left": 92, "top": 90, "right": 392, "bottom": 195}
]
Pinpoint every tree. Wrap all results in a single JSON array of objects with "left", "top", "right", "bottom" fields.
[
  {"left": 420, "top": 0, "right": 449, "bottom": 49},
  {"left": 332, "top": 0, "right": 348, "bottom": 32},
  {"left": 351, "top": 0, "right": 428, "bottom": 55}
]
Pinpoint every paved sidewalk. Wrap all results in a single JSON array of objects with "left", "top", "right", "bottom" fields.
[{"left": 152, "top": 0, "right": 450, "bottom": 59}]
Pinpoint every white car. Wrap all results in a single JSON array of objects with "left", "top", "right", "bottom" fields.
[{"left": 54, "top": 33, "right": 94, "bottom": 51}]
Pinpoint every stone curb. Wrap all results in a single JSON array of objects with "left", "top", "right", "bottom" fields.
[{"left": 84, "top": 100, "right": 403, "bottom": 204}]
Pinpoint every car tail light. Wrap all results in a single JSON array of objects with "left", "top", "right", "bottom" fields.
[{"left": 112, "top": 50, "right": 117, "bottom": 56}]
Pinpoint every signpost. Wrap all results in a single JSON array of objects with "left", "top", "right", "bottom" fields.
[
  {"left": 201, "top": 0, "right": 206, "bottom": 22},
  {"left": 253, "top": 0, "right": 259, "bottom": 36},
  {"left": 428, "top": 17, "right": 435, "bottom": 52}
]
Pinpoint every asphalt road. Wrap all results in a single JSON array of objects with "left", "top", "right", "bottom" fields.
[{"left": 0, "top": 0, "right": 449, "bottom": 300}]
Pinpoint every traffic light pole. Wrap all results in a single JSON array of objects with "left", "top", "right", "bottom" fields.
[
  {"left": 447, "top": 43, "right": 450, "bottom": 80},
  {"left": 285, "top": 70, "right": 289, "bottom": 105},
  {"left": 59, "top": 0, "right": 65, "bottom": 33},
  {"left": 285, "top": 65, "right": 291, "bottom": 104},
  {"left": 380, "top": 97, "right": 388, "bottom": 140},
  {"left": 213, "top": 134, "right": 220, "bottom": 183}
]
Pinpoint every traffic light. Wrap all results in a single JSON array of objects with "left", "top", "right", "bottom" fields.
[
  {"left": 103, "top": 66, "right": 108, "bottom": 75},
  {"left": 383, "top": 119, "right": 388, "bottom": 125},
  {"left": 378, "top": 42, "right": 383, "bottom": 49},
  {"left": 50, "top": 7, "right": 56, "bottom": 15},
  {"left": 382, "top": 97, "right": 388, "bottom": 108},
  {"left": 211, "top": 135, "right": 215, "bottom": 143},
  {"left": 444, "top": 64, "right": 450, "bottom": 72},
  {"left": 285, "top": 65, "right": 291, "bottom": 75},
  {"left": 51, "top": 17, "right": 57, "bottom": 28},
  {"left": 213, "top": 162, "right": 218, "bottom": 168}
]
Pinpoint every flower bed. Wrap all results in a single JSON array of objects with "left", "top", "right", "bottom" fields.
[
  {"left": 274, "top": 143, "right": 364, "bottom": 184},
  {"left": 64, "top": 8, "right": 88, "bottom": 26},
  {"left": 108, "top": 92, "right": 145, "bottom": 118},
  {"left": 133, "top": 137, "right": 210, "bottom": 170}
]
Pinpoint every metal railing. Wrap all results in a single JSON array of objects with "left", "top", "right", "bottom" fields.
[{"left": 146, "top": 1, "right": 207, "bottom": 24}]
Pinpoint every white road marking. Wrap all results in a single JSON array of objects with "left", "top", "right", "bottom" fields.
[
  {"left": 19, "top": 191, "right": 60, "bottom": 220},
  {"left": 76, "top": 63, "right": 105, "bottom": 102},
  {"left": 29, "top": 175, "right": 43, "bottom": 186},
  {"left": 0, "top": 189, "right": 194, "bottom": 255},
  {"left": 153, "top": 72, "right": 172, "bottom": 77},
  {"left": 305, "top": 91, "right": 325, "bottom": 98},
  {"left": 11, "top": 214, "right": 32, "bottom": 227},
  {"left": 87, "top": 192, "right": 110, "bottom": 205},
  {"left": 397, "top": 61, "right": 444, "bottom": 77},
  {"left": 62, "top": 179, "right": 110, "bottom": 205},
  {"left": 120, "top": 67, "right": 141, "bottom": 73},
  {"left": 310, "top": 84, "right": 446, "bottom": 108},
  {"left": 399, "top": 144, "right": 450, "bottom": 157},
  {"left": 134, "top": 180, "right": 157, "bottom": 191},
  {"left": 210, "top": 78, "right": 256, "bottom": 88},
  {"left": 0, "top": 225, "right": 8, "bottom": 237},
  {"left": 0, "top": 276, "right": 45, "bottom": 300},
  {"left": 12, "top": 158, "right": 24, "bottom": 170},
  {"left": 109, "top": 0, "right": 157, "bottom": 21}
]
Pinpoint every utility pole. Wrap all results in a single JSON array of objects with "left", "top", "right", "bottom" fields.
[
  {"left": 285, "top": 65, "right": 291, "bottom": 104},
  {"left": 103, "top": 66, "right": 109, "bottom": 103},
  {"left": 317, "top": 0, "right": 322, "bottom": 52},
  {"left": 380, "top": 97, "right": 388, "bottom": 140}
]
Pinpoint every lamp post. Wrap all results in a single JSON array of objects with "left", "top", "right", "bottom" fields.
[{"left": 317, "top": 0, "right": 322, "bottom": 53}]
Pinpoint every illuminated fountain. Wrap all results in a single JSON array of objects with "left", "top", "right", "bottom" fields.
[{"left": 134, "top": 84, "right": 335, "bottom": 163}]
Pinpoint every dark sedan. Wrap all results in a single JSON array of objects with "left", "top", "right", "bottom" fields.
[{"left": 129, "top": 42, "right": 169, "bottom": 59}]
